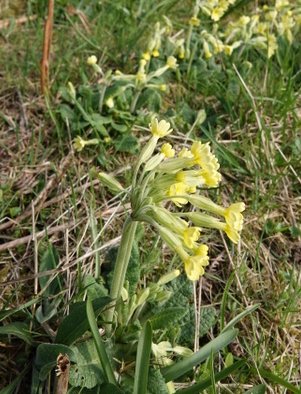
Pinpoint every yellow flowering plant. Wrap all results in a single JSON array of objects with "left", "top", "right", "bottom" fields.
[{"left": 103, "top": 118, "right": 245, "bottom": 328}]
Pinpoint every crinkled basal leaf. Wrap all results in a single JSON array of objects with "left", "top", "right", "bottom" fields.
[
  {"left": 150, "top": 307, "right": 188, "bottom": 331},
  {"left": 115, "top": 134, "right": 139, "bottom": 154},
  {"left": 199, "top": 307, "right": 217, "bottom": 337},
  {"left": 69, "top": 339, "right": 105, "bottom": 389},
  {"left": 137, "top": 89, "right": 162, "bottom": 112},
  {"left": 83, "top": 275, "right": 108, "bottom": 300},
  {"left": 147, "top": 368, "right": 169, "bottom": 394},
  {"left": 163, "top": 277, "right": 217, "bottom": 345}
]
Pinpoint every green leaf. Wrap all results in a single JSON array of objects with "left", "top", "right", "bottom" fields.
[
  {"left": 176, "top": 360, "right": 245, "bottom": 393},
  {"left": 133, "top": 321, "right": 152, "bottom": 394},
  {"left": 83, "top": 275, "right": 108, "bottom": 300},
  {"left": 115, "top": 134, "right": 139, "bottom": 154},
  {"left": 258, "top": 368, "right": 300, "bottom": 393},
  {"left": 9, "top": 207, "right": 21, "bottom": 217},
  {"left": 86, "top": 297, "right": 116, "bottom": 384},
  {"left": 224, "top": 352, "right": 234, "bottom": 368},
  {"left": 39, "top": 245, "right": 61, "bottom": 296},
  {"left": 90, "top": 113, "right": 109, "bottom": 136},
  {"left": 111, "top": 122, "right": 128, "bottom": 133},
  {"left": 35, "top": 343, "right": 76, "bottom": 381},
  {"left": 147, "top": 368, "right": 169, "bottom": 394},
  {"left": 35, "top": 298, "right": 60, "bottom": 324},
  {"left": 55, "top": 296, "right": 111, "bottom": 345},
  {"left": 69, "top": 340, "right": 105, "bottom": 389},
  {"left": 222, "top": 304, "right": 260, "bottom": 333},
  {"left": 199, "top": 307, "right": 217, "bottom": 337},
  {"left": 137, "top": 89, "right": 162, "bottom": 112},
  {"left": 0, "top": 322, "right": 32, "bottom": 344},
  {"left": 245, "top": 384, "right": 266, "bottom": 394},
  {"left": 149, "top": 307, "right": 187, "bottom": 330},
  {"left": 161, "top": 329, "right": 238, "bottom": 382},
  {"left": 59, "top": 104, "right": 75, "bottom": 122}
]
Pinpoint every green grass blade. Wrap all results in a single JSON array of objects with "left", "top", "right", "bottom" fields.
[
  {"left": 86, "top": 297, "right": 116, "bottom": 385},
  {"left": 258, "top": 369, "right": 300, "bottom": 393},
  {"left": 221, "top": 304, "right": 260, "bottom": 333},
  {"left": 133, "top": 321, "right": 153, "bottom": 394},
  {"left": 209, "top": 350, "right": 217, "bottom": 394},
  {"left": 176, "top": 360, "right": 245, "bottom": 393},
  {"left": 161, "top": 329, "right": 238, "bottom": 382}
]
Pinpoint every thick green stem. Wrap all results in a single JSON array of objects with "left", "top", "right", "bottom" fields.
[{"left": 106, "top": 218, "right": 138, "bottom": 333}]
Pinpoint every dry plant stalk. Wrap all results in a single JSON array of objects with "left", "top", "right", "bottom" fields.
[
  {"left": 55, "top": 353, "right": 70, "bottom": 394},
  {"left": 41, "top": 0, "right": 54, "bottom": 95}
]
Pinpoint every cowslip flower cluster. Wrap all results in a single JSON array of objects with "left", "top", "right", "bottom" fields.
[
  {"left": 123, "top": 118, "right": 245, "bottom": 282},
  {"left": 199, "top": 0, "right": 237, "bottom": 22},
  {"left": 222, "top": 1, "right": 301, "bottom": 58},
  {"left": 142, "top": 19, "right": 173, "bottom": 61}
]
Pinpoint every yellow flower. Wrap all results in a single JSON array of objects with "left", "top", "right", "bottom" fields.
[
  {"left": 267, "top": 34, "right": 277, "bottom": 58},
  {"left": 87, "top": 55, "right": 97, "bottom": 65},
  {"left": 183, "top": 227, "right": 200, "bottom": 249},
  {"left": 275, "top": 0, "right": 289, "bottom": 9},
  {"left": 152, "top": 49, "right": 160, "bottom": 57},
  {"left": 176, "top": 170, "right": 204, "bottom": 187},
  {"left": 224, "top": 45, "right": 234, "bottom": 56},
  {"left": 189, "top": 16, "right": 200, "bottom": 26},
  {"left": 178, "top": 147, "right": 193, "bottom": 159},
  {"left": 73, "top": 136, "right": 86, "bottom": 152},
  {"left": 191, "top": 141, "right": 221, "bottom": 187},
  {"left": 200, "top": 170, "right": 222, "bottom": 188},
  {"left": 167, "top": 182, "right": 189, "bottom": 206},
  {"left": 166, "top": 56, "right": 178, "bottom": 69},
  {"left": 223, "top": 203, "right": 245, "bottom": 243},
  {"left": 211, "top": 7, "right": 224, "bottom": 21},
  {"left": 161, "top": 143, "right": 175, "bottom": 158},
  {"left": 178, "top": 45, "right": 185, "bottom": 59},
  {"left": 159, "top": 84, "right": 167, "bottom": 92},
  {"left": 136, "top": 71, "right": 147, "bottom": 83},
  {"left": 149, "top": 118, "right": 173, "bottom": 139},
  {"left": 184, "top": 245, "right": 209, "bottom": 281},
  {"left": 237, "top": 16, "right": 250, "bottom": 27},
  {"left": 73, "top": 136, "right": 99, "bottom": 152},
  {"left": 142, "top": 52, "right": 151, "bottom": 61},
  {"left": 203, "top": 41, "right": 212, "bottom": 59},
  {"left": 105, "top": 97, "right": 114, "bottom": 108}
]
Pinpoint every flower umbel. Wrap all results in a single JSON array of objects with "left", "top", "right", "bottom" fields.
[{"left": 102, "top": 117, "right": 245, "bottom": 283}]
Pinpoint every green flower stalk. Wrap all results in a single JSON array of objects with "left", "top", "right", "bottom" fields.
[{"left": 102, "top": 117, "right": 245, "bottom": 332}]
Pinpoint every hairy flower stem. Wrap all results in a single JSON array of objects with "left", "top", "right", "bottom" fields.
[
  {"left": 130, "top": 89, "right": 142, "bottom": 113},
  {"left": 106, "top": 218, "right": 138, "bottom": 334}
]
